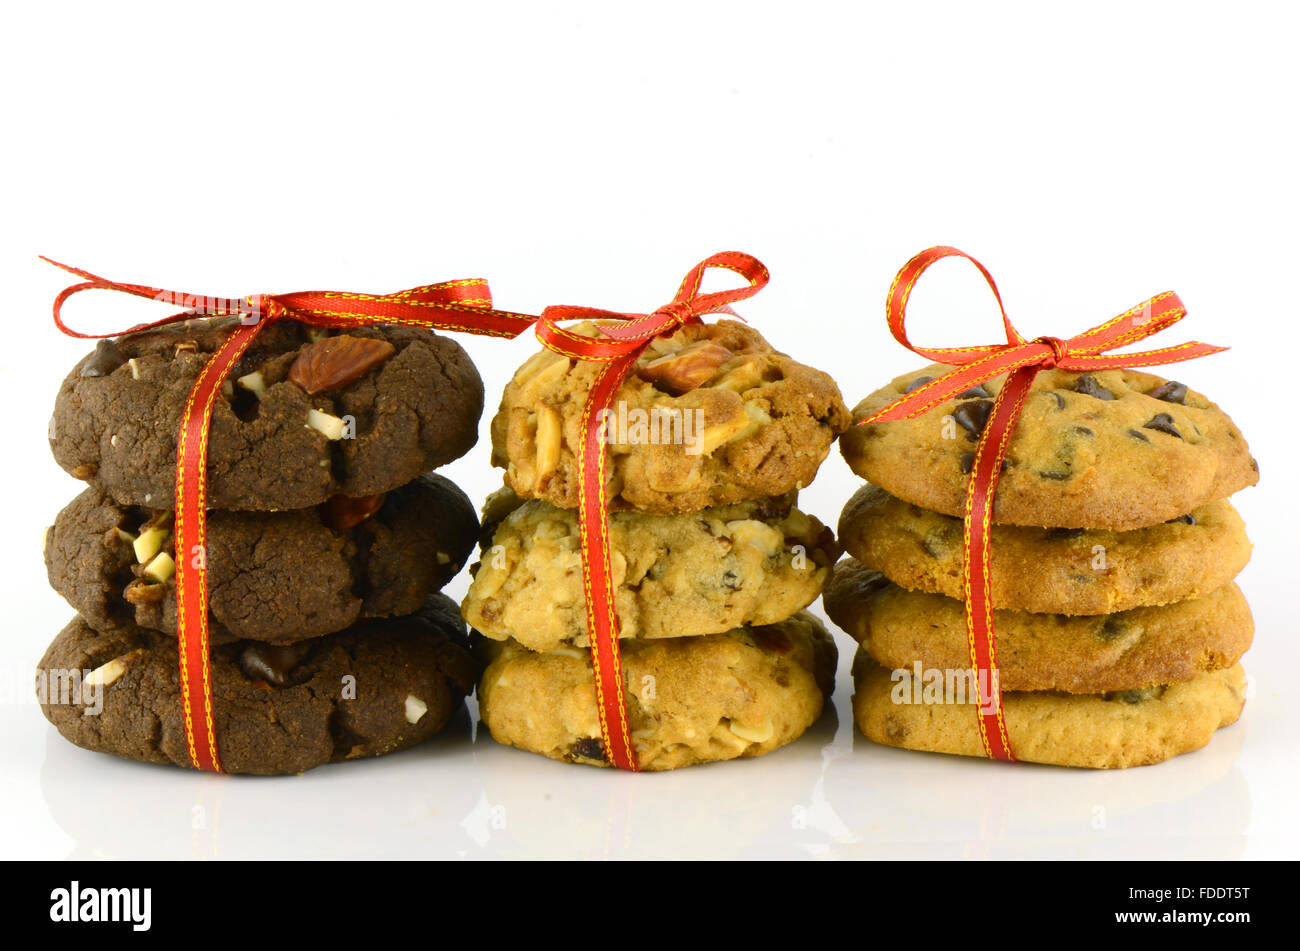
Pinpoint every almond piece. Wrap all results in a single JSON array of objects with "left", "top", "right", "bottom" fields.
[
  {"left": 635, "top": 341, "right": 733, "bottom": 396},
  {"left": 728, "top": 718, "right": 775, "bottom": 744},
  {"left": 288, "top": 335, "right": 397, "bottom": 394},
  {"left": 534, "top": 405, "right": 562, "bottom": 486},
  {"left": 321, "top": 493, "right": 386, "bottom": 531},
  {"left": 85, "top": 649, "right": 144, "bottom": 688},
  {"left": 123, "top": 578, "right": 166, "bottom": 604}
]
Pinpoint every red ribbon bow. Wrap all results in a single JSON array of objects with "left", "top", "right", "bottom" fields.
[
  {"left": 533, "top": 251, "right": 771, "bottom": 771},
  {"left": 45, "top": 258, "right": 538, "bottom": 773},
  {"left": 859, "top": 246, "right": 1226, "bottom": 761}
]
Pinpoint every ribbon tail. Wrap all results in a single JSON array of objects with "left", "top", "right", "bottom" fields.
[
  {"left": 962, "top": 367, "right": 1035, "bottom": 763},
  {"left": 576, "top": 354, "right": 640, "bottom": 771},
  {"left": 174, "top": 320, "right": 272, "bottom": 773}
]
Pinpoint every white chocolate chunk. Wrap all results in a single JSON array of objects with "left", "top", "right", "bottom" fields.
[
  {"left": 142, "top": 550, "right": 176, "bottom": 583},
  {"left": 133, "top": 526, "right": 168, "bottom": 564},
  {"left": 305, "top": 408, "right": 346, "bottom": 440},
  {"left": 128, "top": 358, "right": 141, "bottom": 380},
  {"left": 237, "top": 371, "right": 267, "bottom": 398},
  {"left": 404, "top": 694, "right": 428, "bottom": 724}
]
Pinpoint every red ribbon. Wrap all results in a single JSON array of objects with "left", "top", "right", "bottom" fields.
[
  {"left": 45, "top": 258, "right": 538, "bottom": 773},
  {"left": 859, "top": 246, "right": 1226, "bottom": 761},
  {"left": 534, "top": 252, "right": 771, "bottom": 770}
]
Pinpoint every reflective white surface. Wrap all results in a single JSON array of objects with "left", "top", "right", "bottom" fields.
[{"left": 2, "top": 604, "right": 1285, "bottom": 860}]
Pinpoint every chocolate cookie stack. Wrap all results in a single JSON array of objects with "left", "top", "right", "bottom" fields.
[
  {"left": 463, "top": 320, "right": 851, "bottom": 769},
  {"left": 829, "top": 366, "right": 1259, "bottom": 768},
  {"left": 39, "top": 318, "right": 486, "bottom": 774}
]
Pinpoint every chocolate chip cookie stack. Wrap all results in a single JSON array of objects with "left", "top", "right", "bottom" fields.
[
  {"left": 39, "top": 319, "right": 487, "bottom": 774},
  {"left": 828, "top": 367, "right": 1259, "bottom": 768},
  {"left": 463, "top": 320, "right": 852, "bottom": 769}
]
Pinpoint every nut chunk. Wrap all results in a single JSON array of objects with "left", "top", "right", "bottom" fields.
[
  {"left": 289, "top": 335, "right": 397, "bottom": 394},
  {"left": 636, "top": 341, "right": 733, "bottom": 395}
]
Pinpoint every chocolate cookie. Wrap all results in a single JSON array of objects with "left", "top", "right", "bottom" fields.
[
  {"left": 45, "top": 473, "right": 479, "bottom": 645},
  {"left": 840, "top": 365, "right": 1258, "bottom": 529},
  {"left": 36, "top": 594, "right": 478, "bottom": 775},
  {"left": 463, "top": 494, "right": 837, "bottom": 651},
  {"left": 852, "top": 653, "right": 1246, "bottom": 769},
  {"left": 476, "top": 612, "right": 837, "bottom": 770},
  {"left": 823, "top": 558, "right": 1253, "bottom": 694},
  {"left": 490, "top": 320, "right": 851, "bottom": 513},
  {"left": 50, "top": 318, "right": 484, "bottom": 510},
  {"left": 838, "top": 484, "right": 1252, "bottom": 614}
]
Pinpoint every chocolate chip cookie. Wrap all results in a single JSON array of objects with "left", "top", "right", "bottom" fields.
[
  {"left": 475, "top": 612, "right": 837, "bottom": 770},
  {"left": 46, "top": 473, "right": 479, "bottom": 645},
  {"left": 824, "top": 558, "right": 1253, "bottom": 694},
  {"left": 464, "top": 493, "right": 837, "bottom": 652},
  {"left": 840, "top": 365, "right": 1258, "bottom": 530},
  {"left": 852, "top": 652, "right": 1246, "bottom": 768},
  {"left": 51, "top": 318, "right": 484, "bottom": 510},
  {"left": 36, "top": 594, "right": 478, "bottom": 775},
  {"left": 490, "top": 319, "right": 851, "bottom": 513},
  {"left": 838, "top": 484, "right": 1252, "bottom": 615}
]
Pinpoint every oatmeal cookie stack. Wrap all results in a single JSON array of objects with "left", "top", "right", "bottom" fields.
[
  {"left": 826, "top": 366, "right": 1259, "bottom": 768},
  {"left": 40, "top": 318, "right": 486, "bottom": 774},
  {"left": 464, "top": 320, "right": 851, "bottom": 769}
]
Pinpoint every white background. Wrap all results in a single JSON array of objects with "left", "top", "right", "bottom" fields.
[{"left": 1, "top": 1, "right": 1296, "bottom": 859}]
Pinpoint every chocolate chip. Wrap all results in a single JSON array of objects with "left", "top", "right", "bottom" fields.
[
  {"left": 1050, "top": 392, "right": 1066, "bottom": 411},
  {"left": 1099, "top": 617, "right": 1128, "bottom": 641},
  {"left": 1072, "top": 374, "right": 1115, "bottom": 400},
  {"left": 903, "top": 375, "right": 935, "bottom": 394},
  {"left": 750, "top": 496, "right": 792, "bottom": 521},
  {"left": 1038, "top": 470, "right": 1072, "bottom": 481},
  {"left": 1045, "top": 527, "right": 1086, "bottom": 540},
  {"left": 1143, "top": 413, "right": 1183, "bottom": 439},
  {"left": 1106, "top": 685, "right": 1164, "bottom": 704},
  {"left": 955, "top": 383, "right": 991, "bottom": 400},
  {"left": 1147, "top": 381, "right": 1188, "bottom": 404},
  {"left": 960, "top": 451, "right": 1009, "bottom": 475},
  {"left": 239, "top": 642, "right": 314, "bottom": 687},
  {"left": 1071, "top": 426, "right": 1095, "bottom": 437},
  {"left": 80, "top": 339, "right": 127, "bottom": 378},
  {"left": 1166, "top": 513, "right": 1197, "bottom": 526},
  {"left": 571, "top": 737, "right": 606, "bottom": 762},
  {"left": 952, "top": 399, "right": 994, "bottom": 440},
  {"left": 721, "top": 569, "right": 741, "bottom": 591},
  {"left": 921, "top": 535, "right": 943, "bottom": 558},
  {"left": 1127, "top": 429, "right": 1151, "bottom": 443}
]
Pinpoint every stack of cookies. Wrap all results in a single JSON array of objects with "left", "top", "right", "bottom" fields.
[
  {"left": 828, "top": 366, "right": 1259, "bottom": 768},
  {"left": 463, "top": 320, "right": 852, "bottom": 769},
  {"left": 39, "top": 318, "right": 486, "bottom": 774}
]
